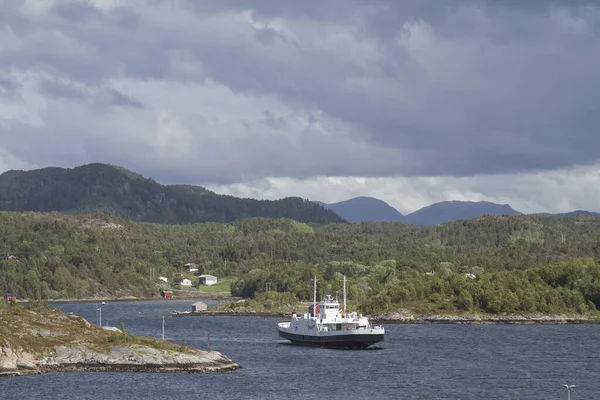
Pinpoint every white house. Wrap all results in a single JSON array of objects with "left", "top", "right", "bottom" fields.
[
  {"left": 184, "top": 263, "right": 199, "bottom": 272},
  {"left": 159, "top": 276, "right": 168, "bottom": 283},
  {"left": 181, "top": 278, "right": 192, "bottom": 286},
  {"left": 198, "top": 274, "right": 218, "bottom": 286}
]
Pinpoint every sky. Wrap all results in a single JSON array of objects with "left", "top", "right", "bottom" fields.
[{"left": 1, "top": 0, "right": 600, "bottom": 215}]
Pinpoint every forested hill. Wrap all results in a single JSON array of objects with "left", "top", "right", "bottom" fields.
[
  {"left": 316, "top": 197, "right": 404, "bottom": 222},
  {"left": 3, "top": 211, "right": 600, "bottom": 316},
  {"left": 0, "top": 164, "right": 344, "bottom": 224},
  {"left": 402, "top": 201, "right": 521, "bottom": 226}
]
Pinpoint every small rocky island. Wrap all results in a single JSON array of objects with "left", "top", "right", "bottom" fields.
[{"left": 0, "top": 302, "right": 239, "bottom": 377}]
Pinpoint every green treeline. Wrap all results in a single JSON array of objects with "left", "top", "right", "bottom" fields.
[{"left": 1, "top": 211, "right": 600, "bottom": 315}]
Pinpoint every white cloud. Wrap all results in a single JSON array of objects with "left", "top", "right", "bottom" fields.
[
  {"left": 206, "top": 163, "right": 600, "bottom": 215},
  {"left": 1, "top": 1, "right": 600, "bottom": 213}
]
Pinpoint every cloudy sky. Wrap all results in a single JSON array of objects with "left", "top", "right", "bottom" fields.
[{"left": 1, "top": 0, "right": 600, "bottom": 214}]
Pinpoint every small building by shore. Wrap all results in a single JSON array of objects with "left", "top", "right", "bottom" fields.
[{"left": 192, "top": 301, "right": 208, "bottom": 312}]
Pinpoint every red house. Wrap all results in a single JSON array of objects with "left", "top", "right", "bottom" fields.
[
  {"left": 4, "top": 293, "right": 16, "bottom": 302},
  {"left": 161, "top": 290, "right": 174, "bottom": 298}
]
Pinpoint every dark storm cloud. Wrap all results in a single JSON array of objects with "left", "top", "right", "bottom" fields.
[
  {"left": 1, "top": 0, "right": 599, "bottom": 183},
  {"left": 109, "top": 90, "right": 144, "bottom": 108},
  {"left": 40, "top": 79, "right": 86, "bottom": 100},
  {"left": 51, "top": 1, "right": 103, "bottom": 21},
  {"left": 171, "top": 0, "right": 600, "bottom": 177}
]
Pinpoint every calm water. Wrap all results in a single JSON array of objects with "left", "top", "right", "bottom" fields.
[{"left": 0, "top": 300, "right": 597, "bottom": 399}]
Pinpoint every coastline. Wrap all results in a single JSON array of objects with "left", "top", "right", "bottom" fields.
[
  {"left": 170, "top": 309, "right": 600, "bottom": 324},
  {"left": 1, "top": 345, "right": 240, "bottom": 377},
  {"left": 370, "top": 312, "right": 600, "bottom": 325},
  {"left": 0, "top": 304, "right": 240, "bottom": 378},
  {"left": 38, "top": 297, "right": 600, "bottom": 325},
  {"left": 44, "top": 293, "right": 235, "bottom": 304}
]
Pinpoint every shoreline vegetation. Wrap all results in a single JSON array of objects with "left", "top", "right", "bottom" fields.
[
  {"left": 4, "top": 212, "right": 600, "bottom": 323},
  {"left": 44, "top": 293, "right": 234, "bottom": 304},
  {"left": 0, "top": 302, "right": 240, "bottom": 378}
]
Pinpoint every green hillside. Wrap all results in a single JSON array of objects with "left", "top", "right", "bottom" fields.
[
  {"left": 0, "top": 163, "right": 344, "bottom": 224},
  {"left": 2, "top": 211, "right": 600, "bottom": 316}
]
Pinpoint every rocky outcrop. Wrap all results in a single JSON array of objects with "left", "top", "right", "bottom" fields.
[
  {"left": 1, "top": 305, "right": 239, "bottom": 378},
  {"left": 0, "top": 347, "right": 41, "bottom": 377},
  {"left": 370, "top": 311, "right": 600, "bottom": 324},
  {"left": 0, "top": 344, "right": 239, "bottom": 377}
]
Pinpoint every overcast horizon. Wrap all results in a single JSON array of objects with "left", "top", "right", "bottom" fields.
[{"left": 2, "top": 1, "right": 600, "bottom": 215}]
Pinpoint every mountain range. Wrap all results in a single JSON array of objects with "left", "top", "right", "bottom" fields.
[
  {"left": 0, "top": 164, "right": 344, "bottom": 224},
  {"left": 0, "top": 163, "right": 596, "bottom": 226},
  {"left": 316, "top": 197, "right": 598, "bottom": 226}
]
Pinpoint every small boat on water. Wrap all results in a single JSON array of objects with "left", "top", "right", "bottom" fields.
[{"left": 277, "top": 276, "right": 384, "bottom": 349}]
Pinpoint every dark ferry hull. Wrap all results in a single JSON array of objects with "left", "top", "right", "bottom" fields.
[{"left": 278, "top": 330, "right": 384, "bottom": 349}]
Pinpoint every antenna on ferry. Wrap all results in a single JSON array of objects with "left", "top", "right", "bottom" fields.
[
  {"left": 312, "top": 275, "right": 317, "bottom": 319},
  {"left": 343, "top": 275, "right": 347, "bottom": 319}
]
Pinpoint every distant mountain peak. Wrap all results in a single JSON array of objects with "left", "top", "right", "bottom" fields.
[
  {"left": 403, "top": 200, "right": 521, "bottom": 226},
  {"left": 315, "top": 197, "right": 403, "bottom": 223}
]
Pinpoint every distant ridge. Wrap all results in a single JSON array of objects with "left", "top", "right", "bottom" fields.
[
  {"left": 3, "top": 164, "right": 597, "bottom": 226},
  {"left": 317, "top": 197, "right": 403, "bottom": 223},
  {"left": 0, "top": 163, "right": 345, "bottom": 224},
  {"left": 539, "top": 210, "right": 600, "bottom": 217},
  {"left": 403, "top": 201, "right": 522, "bottom": 226},
  {"left": 315, "top": 198, "right": 523, "bottom": 226}
]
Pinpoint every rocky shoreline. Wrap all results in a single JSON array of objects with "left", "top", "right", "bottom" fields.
[
  {"left": 369, "top": 311, "right": 600, "bottom": 325},
  {"left": 1, "top": 344, "right": 240, "bottom": 377},
  {"left": 0, "top": 304, "right": 240, "bottom": 378},
  {"left": 171, "top": 309, "right": 600, "bottom": 325}
]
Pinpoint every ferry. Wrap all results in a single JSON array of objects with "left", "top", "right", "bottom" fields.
[{"left": 277, "top": 276, "right": 384, "bottom": 349}]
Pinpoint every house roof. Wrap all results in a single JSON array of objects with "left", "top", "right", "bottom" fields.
[
  {"left": 192, "top": 301, "right": 207, "bottom": 306},
  {"left": 199, "top": 274, "right": 217, "bottom": 279}
]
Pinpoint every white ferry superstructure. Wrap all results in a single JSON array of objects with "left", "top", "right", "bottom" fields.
[{"left": 277, "top": 276, "right": 384, "bottom": 349}]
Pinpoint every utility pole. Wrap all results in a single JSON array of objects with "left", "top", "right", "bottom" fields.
[{"left": 563, "top": 384, "right": 576, "bottom": 400}]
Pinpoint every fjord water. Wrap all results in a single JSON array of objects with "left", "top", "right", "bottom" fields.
[{"left": 1, "top": 301, "right": 598, "bottom": 399}]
